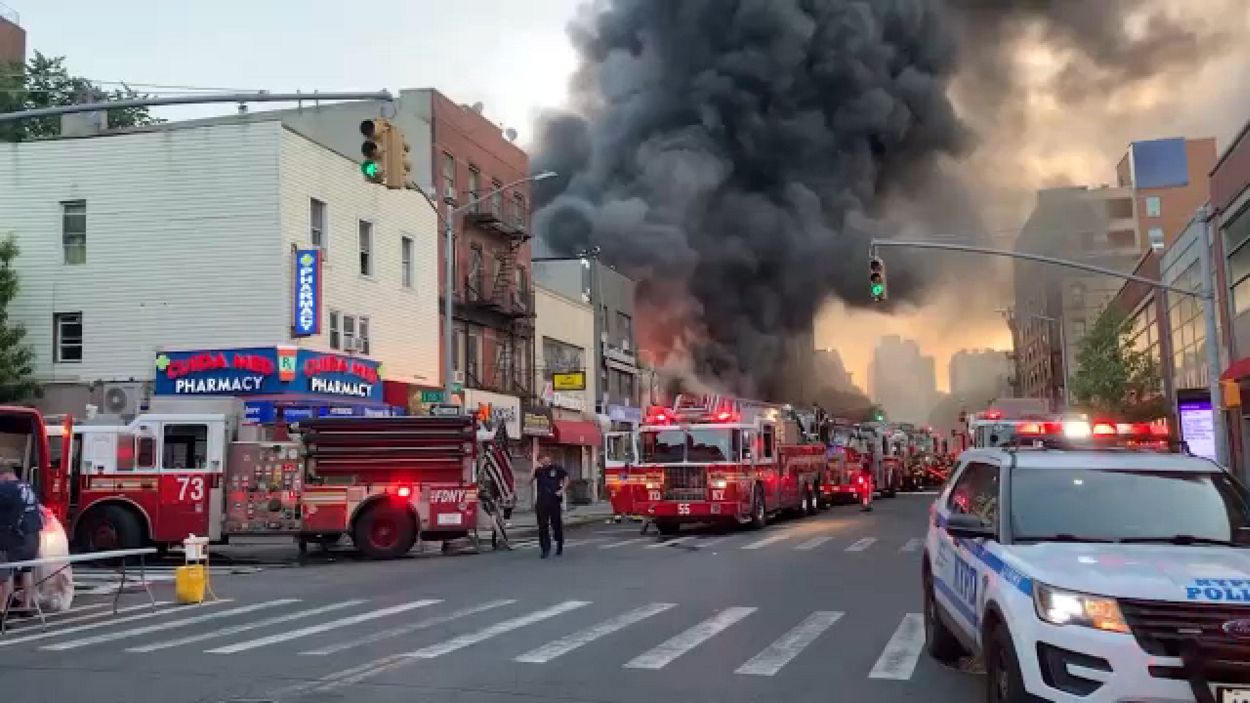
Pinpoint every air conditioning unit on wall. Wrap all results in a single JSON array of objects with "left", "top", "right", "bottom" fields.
[{"left": 99, "top": 382, "right": 145, "bottom": 417}]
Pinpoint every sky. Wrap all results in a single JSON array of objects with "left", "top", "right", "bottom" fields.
[{"left": 6, "top": 0, "right": 582, "bottom": 147}]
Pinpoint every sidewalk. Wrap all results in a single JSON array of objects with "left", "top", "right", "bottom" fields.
[{"left": 505, "top": 500, "right": 616, "bottom": 537}]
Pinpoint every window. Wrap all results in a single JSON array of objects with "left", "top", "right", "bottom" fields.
[
  {"left": 762, "top": 425, "right": 775, "bottom": 459},
  {"left": 442, "top": 153, "right": 456, "bottom": 199},
  {"left": 543, "top": 337, "right": 584, "bottom": 373},
  {"left": 468, "top": 245, "right": 484, "bottom": 297},
  {"left": 466, "top": 326, "right": 481, "bottom": 382},
  {"left": 401, "top": 236, "right": 414, "bottom": 288},
  {"left": 1069, "top": 282, "right": 1086, "bottom": 308},
  {"left": 1148, "top": 227, "right": 1165, "bottom": 250},
  {"left": 343, "top": 314, "right": 356, "bottom": 351},
  {"left": 1107, "top": 198, "right": 1134, "bottom": 220},
  {"left": 602, "top": 305, "right": 611, "bottom": 336},
  {"left": 1145, "top": 196, "right": 1161, "bottom": 218},
  {"left": 357, "top": 316, "right": 370, "bottom": 355},
  {"left": 1108, "top": 229, "right": 1136, "bottom": 248},
  {"left": 54, "top": 312, "right": 83, "bottom": 363},
  {"left": 490, "top": 178, "right": 503, "bottom": 217},
  {"left": 62, "top": 200, "right": 86, "bottom": 265},
  {"left": 329, "top": 310, "right": 341, "bottom": 350},
  {"left": 310, "top": 198, "right": 326, "bottom": 249},
  {"left": 162, "top": 424, "right": 208, "bottom": 470},
  {"left": 946, "top": 462, "right": 1000, "bottom": 527},
  {"left": 135, "top": 436, "right": 156, "bottom": 470},
  {"left": 512, "top": 192, "right": 526, "bottom": 228},
  {"left": 467, "top": 167, "right": 480, "bottom": 211},
  {"left": 358, "top": 220, "right": 373, "bottom": 276},
  {"left": 616, "top": 312, "right": 633, "bottom": 343}
]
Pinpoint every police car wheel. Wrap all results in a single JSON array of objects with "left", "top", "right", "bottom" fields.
[
  {"left": 923, "top": 568, "right": 967, "bottom": 664},
  {"left": 985, "top": 622, "right": 1028, "bottom": 703}
]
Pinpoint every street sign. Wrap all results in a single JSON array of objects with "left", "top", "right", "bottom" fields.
[
  {"left": 420, "top": 390, "right": 445, "bottom": 403},
  {"left": 552, "top": 371, "right": 586, "bottom": 391},
  {"left": 430, "top": 404, "right": 463, "bottom": 417},
  {"left": 452, "top": 382, "right": 464, "bottom": 393}
]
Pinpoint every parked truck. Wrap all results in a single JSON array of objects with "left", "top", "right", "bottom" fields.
[{"left": 45, "top": 411, "right": 514, "bottom": 559}]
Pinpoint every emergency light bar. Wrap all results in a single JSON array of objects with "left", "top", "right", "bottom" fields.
[{"left": 1015, "top": 419, "right": 1170, "bottom": 443}]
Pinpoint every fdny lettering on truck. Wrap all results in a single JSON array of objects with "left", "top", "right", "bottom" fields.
[{"left": 430, "top": 488, "right": 469, "bottom": 504}]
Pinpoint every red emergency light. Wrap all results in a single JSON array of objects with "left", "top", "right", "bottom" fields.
[
  {"left": 714, "top": 410, "right": 739, "bottom": 422},
  {"left": 1017, "top": 421, "right": 1062, "bottom": 436},
  {"left": 396, "top": 485, "right": 413, "bottom": 498},
  {"left": 1091, "top": 422, "right": 1117, "bottom": 436},
  {"left": 983, "top": 409, "right": 1004, "bottom": 420},
  {"left": 645, "top": 406, "right": 675, "bottom": 425}
]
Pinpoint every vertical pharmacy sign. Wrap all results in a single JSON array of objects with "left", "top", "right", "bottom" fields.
[{"left": 292, "top": 248, "right": 322, "bottom": 337}]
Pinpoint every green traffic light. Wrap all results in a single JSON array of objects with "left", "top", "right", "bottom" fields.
[
  {"left": 871, "top": 283, "right": 885, "bottom": 297},
  {"left": 362, "top": 161, "right": 380, "bottom": 179}
]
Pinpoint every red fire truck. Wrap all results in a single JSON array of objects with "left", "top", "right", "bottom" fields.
[
  {"left": 45, "top": 411, "right": 513, "bottom": 559},
  {"left": 606, "top": 394, "right": 826, "bottom": 534}
]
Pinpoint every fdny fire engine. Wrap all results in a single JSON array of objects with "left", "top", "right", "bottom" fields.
[
  {"left": 606, "top": 394, "right": 826, "bottom": 534},
  {"left": 44, "top": 410, "right": 515, "bottom": 559}
]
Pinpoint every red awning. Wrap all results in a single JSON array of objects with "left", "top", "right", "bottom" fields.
[
  {"left": 551, "top": 420, "right": 601, "bottom": 446},
  {"left": 1221, "top": 356, "right": 1250, "bottom": 381}
]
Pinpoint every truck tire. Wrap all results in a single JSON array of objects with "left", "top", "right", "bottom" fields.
[
  {"left": 655, "top": 520, "right": 680, "bottom": 536},
  {"left": 77, "top": 505, "right": 144, "bottom": 553},
  {"left": 353, "top": 502, "right": 417, "bottom": 559},
  {"left": 749, "top": 485, "right": 767, "bottom": 530},
  {"left": 805, "top": 484, "right": 819, "bottom": 516}
]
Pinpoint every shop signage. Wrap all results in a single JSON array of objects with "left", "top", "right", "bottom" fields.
[
  {"left": 607, "top": 404, "right": 642, "bottom": 424},
  {"left": 1178, "top": 398, "right": 1217, "bottom": 462},
  {"left": 550, "top": 391, "right": 586, "bottom": 412},
  {"left": 552, "top": 371, "right": 586, "bottom": 391},
  {"left": 244, "top": 401, "right": 401, "bottom": 424},
  {"left": 420, "top": 390, "right": 445, "bottom": 403},
  {"left": 522, "top": 405, "right": 554, "bottom": 437},
  {"left": 154, "top": 347, "right": 383, "bottom": 402},
  {"left": 464, "top": 389, "right": 521, "bottom": 438},
  {"left": 291, "top": 249, "right": 323, "bottom": 337}
]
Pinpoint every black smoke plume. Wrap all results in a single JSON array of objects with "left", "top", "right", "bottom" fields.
[{"left": 531, "top": 0, "right": 1232, "bottom": 402}]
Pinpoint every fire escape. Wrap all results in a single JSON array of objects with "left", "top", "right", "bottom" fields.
[{"left": 463, "top": 189, "right": 535, "bottom": 399}]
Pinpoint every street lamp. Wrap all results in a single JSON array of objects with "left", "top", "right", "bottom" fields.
[
  {"left": 999, "top": 307, "right": 1070, "bottom": 409},
  {"left": 416, "top": 171, "right": 557, "bottom": 402}
]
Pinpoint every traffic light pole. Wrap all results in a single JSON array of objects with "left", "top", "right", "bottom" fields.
[
  {"left": 0, "top": 91, "right": 394, "bottom": 122},
  {"left": 870, "top": 234, "right": 1231, "bottom": 471}
]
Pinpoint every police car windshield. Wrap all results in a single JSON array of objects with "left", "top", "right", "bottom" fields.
[{"left": 1011, "top": 469, "right": 1250, "bottom": 545}]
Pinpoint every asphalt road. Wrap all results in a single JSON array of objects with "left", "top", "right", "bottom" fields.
[{"left": 1, "top": 493, "right": 984, "bottom": 703}]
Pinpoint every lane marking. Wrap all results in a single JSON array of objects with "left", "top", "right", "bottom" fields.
[
  {"left": 693, "top": 536, "right": 733, "bottom": 549},
  {"left": 846, "top": 537, "right": 877, "bottom": 552},
  {"left": 1, "top": 602, "right": 110, "bottom": 633},
  {"left": 405, "top": 600, "right": 590, "bottom": 659},
  {"left": 0, "top": 601, "right": 192, "bottom": 648},
  {"left": 868, "top": 613, "right": 925, "bottom": 680},
  {"left": 623, "top": 607, "right": 756, "bottom": 669},
  {"left": 599, "top": 538, "right": 648, "bottom": 550},
  {"left": 735, "top": 611, "right": 844, "bottom": 676},
  {"left": 515, "top": 603, "right": 676, "bottom": 664},
  {"left": 742, "top": 533, "right": 794, "bottom": 550},
  {"left": 41, "top": 599, "right": 298, "bottom": 651},
  {"left": 900, "top": 538, "right": 924, "bottom": 553},
  {"left": 793, "top": 536, "right": 834, "bottom": 551},
  {"left": 127, "top": 600, "right": 365, "bottom": 652},
  {"left": 206, "top": 600, "right": 440, "bottom": 654},
  {"left": 645, "top": 535, "right": 696, "bottom": 549},
  {"left": 516, "top": 538, "right": 607, "bottom": 551},
  {"left": 301, "top": 599, "right": 517, "bottom": 656}
]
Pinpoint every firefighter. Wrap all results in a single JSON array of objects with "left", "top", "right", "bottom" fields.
[{"left": 531, "top": 454, "right": 569, "bottom": 558}]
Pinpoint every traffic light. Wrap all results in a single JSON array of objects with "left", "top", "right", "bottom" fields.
[
  {"left": 359, "top": 118, "right": 391, "bottom": 185},
  {"left": 869, "top": 256, "right": 887, "bottom": 301},
  {"left": 384, "top": 125, "right": 412, "bottom": 190}
]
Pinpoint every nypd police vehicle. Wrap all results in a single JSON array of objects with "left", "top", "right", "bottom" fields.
[{"left": 922, "top": 419, "right": 1250, "bottom": 702}]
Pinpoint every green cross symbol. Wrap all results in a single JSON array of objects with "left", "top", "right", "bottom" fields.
[{"left": 155, "top": 354, "right": 171, "bottom": 371}]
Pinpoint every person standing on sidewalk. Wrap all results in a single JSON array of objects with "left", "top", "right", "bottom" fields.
[
  {"left": 0, "top": 462, "right": 43, "bottom": 611},
  {"left": 531, "top": 455, "right": 568, "bottom": 558}
]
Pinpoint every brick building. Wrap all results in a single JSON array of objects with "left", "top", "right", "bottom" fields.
[{"left": 0, "top": 3, "right": 22, "bottom": 66}]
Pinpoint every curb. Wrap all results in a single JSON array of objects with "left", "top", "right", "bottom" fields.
[{"left": 505, "top": 511, "right": 616, "bottom": 537}]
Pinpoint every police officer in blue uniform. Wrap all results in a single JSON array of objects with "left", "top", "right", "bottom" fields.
[
  {"left": 0, "top": 461, "right": 43, "bottom": 611},
  {"left": 531, "top": 455, "right": 568, "bottom": 558}
]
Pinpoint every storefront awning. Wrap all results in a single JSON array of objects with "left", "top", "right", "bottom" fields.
[
  {"left": 551, "top": 420, "right": 601, "bottom": 446},
  {"left": 1221, "top": 357, "right": 1250, "bottom": 381}
]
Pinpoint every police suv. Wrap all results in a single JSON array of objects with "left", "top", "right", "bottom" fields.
[{"left": 922, "top": 419, "right": 1250, "bottom": 702}]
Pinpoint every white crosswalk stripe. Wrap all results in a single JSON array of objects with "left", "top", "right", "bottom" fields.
[
  {"left": 900, "top": 538, "right": 924, "bottom": 552},
  {"left": 0, "top": 601, "right": 201, "bottom": 648},
  {"left": 846, "top": 537, "right": 877, "bottom": 552},
  {"left": 41, "top": 599, "right": 299, "bottom": 651},
  {"left": 127, "top": 600, "right": 366, "bottom": 652},
  {"left": 624, "top": 607, "right": 756, "bottom": 669},
  {"left": 735, "top": 611, "right": 844, "bottom": 676},
  {"left": 515, "top": 603, "right": 676, "bottom": 664},
  {"left": 691, "top": 535, "right": 733, "bottom": 549},
  {"left": 645, "top": 535, "right": 697, "bottom": 549},
  {"left": 205, "top": 600, "right": 440, "bottom": 654},
  {"left": 742, "top": 533, "right": 794, "bottom": 550},
  {"left": 301, "top": 599, "right": 517, "bottom": 656},
  {"left": 405, "top": 600, "right": 590, "bottom": 658},
  {"left": 599, "top": 537, "right": 649, "bottom": 549},
  {"left": 793, "top": 536, "right": 833, "bottom": 551},
  {"left": 869, "top": 613, "right": 925, "bottom": 680}
]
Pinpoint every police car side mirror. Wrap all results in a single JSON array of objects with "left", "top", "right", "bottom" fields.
[{"left": 946, "top": 513, "right": 996, "bottom": 541}]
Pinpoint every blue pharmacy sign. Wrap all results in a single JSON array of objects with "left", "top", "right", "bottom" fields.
[
  {"left": 154, "top": 347, "right": 383, "bottom": 403},
  {"left": 292, "top": 248, "right": 323, "bottom": 337}
]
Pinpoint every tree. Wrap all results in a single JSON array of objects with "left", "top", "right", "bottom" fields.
[
  {"left": 1070, "top": 308, "right": 1164, "bottom": 420},
  {"left": 1, "top": 52, "right": 161, "bottom": 142},
  {"left": 0, "top": 235, "right": 39, "bottom": 403}
]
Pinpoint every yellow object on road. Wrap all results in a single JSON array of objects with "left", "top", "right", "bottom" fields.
[{"left": 174, "top": 564, "right": 206, "bottom": 604}]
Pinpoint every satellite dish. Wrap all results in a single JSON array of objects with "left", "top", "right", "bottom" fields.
[
  {"left": 505, "top": 127, "right": 518, "bottom": 142},
  {"left": 471, "top": 102, "right": 484, "bottom": 113}
]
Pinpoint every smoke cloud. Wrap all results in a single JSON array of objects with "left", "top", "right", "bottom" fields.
[{"left": 532, "top": 0, "right": 1247, "bottom": 402}]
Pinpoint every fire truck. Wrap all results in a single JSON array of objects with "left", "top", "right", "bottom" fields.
[
  {"left": 605, "top": 394, "right": 826, "bottom": 534},
  {"left": 44, "top": 411, "right": 514, "bottom": 559},
  {"left": 820, "top": 419, "right": 866, "bottom": 505}
]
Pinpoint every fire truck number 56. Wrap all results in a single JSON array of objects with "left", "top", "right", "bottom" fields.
[{"left": 176, "top": 475, "right": 205, "bottom": 502}]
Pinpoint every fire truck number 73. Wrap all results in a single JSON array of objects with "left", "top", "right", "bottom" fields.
[{"left": 176, "top": 475, "right": 205, "bottom": 502}]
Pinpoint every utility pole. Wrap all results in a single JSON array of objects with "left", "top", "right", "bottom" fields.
[{"left": 872, "top": 233, "right": 1232, "bottom": 472}]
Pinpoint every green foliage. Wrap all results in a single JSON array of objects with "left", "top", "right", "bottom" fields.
[
  {"left": 0, "top": 235, "right": 39, "bottom": 403},
  {"left": 1070, "top": 307, "right": 1163, "bottom": 420},
  {"left": 1, "top": 52, "right": 162, "bottom": 142}
]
